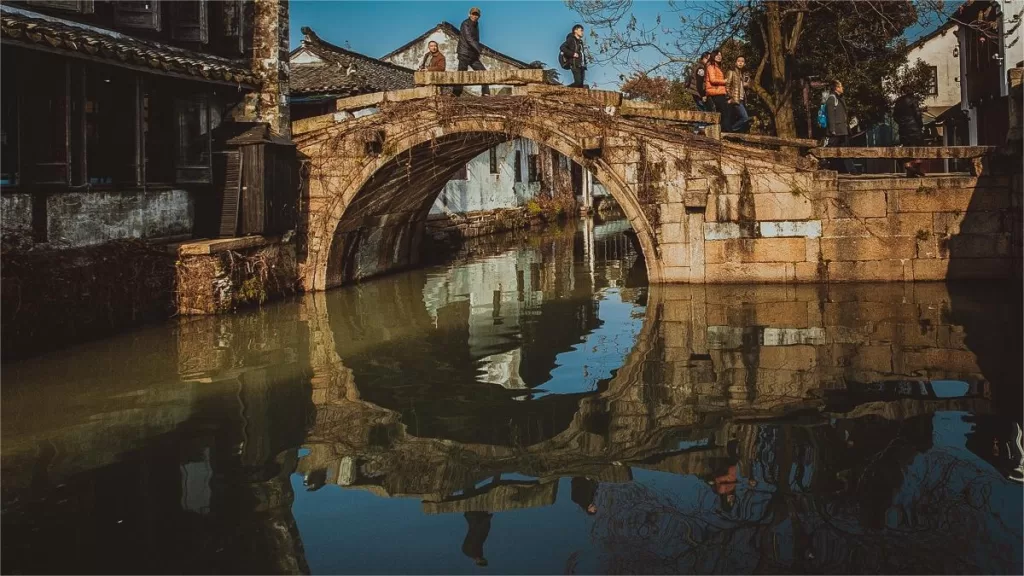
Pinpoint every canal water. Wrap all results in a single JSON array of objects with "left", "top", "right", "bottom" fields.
[{"left": 2, "top": 218, "right": 1022, "bottom": 575}]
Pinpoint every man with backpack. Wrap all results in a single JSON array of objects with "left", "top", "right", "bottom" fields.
[
  {"left": 823, "top": 80, "right": 855, "bottom": 173},
  {"left": 560, "top": 24, "right": 588, "bottom": 88},
  {"left": 685, "top": 52, "right": 710, "bottom": 110},
  {"left": 453, "top": 7, "right": 488, "bottom": 97}
]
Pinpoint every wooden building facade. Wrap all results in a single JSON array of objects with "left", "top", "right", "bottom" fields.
[{"left": 0, "top": 0, "right": 292, "bottom": 247}]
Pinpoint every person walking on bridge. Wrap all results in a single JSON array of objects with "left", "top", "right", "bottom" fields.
[
  {"left": 560, "top": 24, "right": 589, "bottom": 88},
  {"left": 419, "top": 40, "right": 446, "bottom": 72},
  {"left": 704, "top": 50, "right": 730, "bottom": 132},
  {"left": 453, "top": 7, "right": 489, "bottom": 97},
  {"left": 825, "top": 80, "right": 855, "bottom": 174}
]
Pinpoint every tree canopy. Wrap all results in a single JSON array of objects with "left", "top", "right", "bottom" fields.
[{"left": 570, "top": 0, "right": 960, "bottom": 137}]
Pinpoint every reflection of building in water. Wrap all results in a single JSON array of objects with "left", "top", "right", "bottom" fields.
[{"left": 1, "top": 311, "right": 314, "bottom": 574}]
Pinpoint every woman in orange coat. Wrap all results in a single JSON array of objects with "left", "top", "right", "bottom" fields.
[{"left": 704, "top": 50, "right": 730, "bottom": 131}]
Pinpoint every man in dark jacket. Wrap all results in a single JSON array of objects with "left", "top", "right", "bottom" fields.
[
  {"left": 560, "top": 24, "right": 588, "bottom": 88},
  {"left": 453, "top": 7, "right": 488, "bottom": 97},
  {"left": 893, "top": 88, "right": 926, "bottom": 176},
  {"left": 685, "top": 52, "right": 710, "bottom": 110},
  {"left": 825, "top": 80, "right": 855, "bottom": 173}
]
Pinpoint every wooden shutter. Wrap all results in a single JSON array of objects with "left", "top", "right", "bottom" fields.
[
  {"left": 172, "top": 0, "right": 209, "bottom": 44},
  {"left": 26, "top": 0, "right": 94, "bottom": 13},
  {"left": 115, "top": 1, "right": 162, "bottom": 32},
  {"left": 217, "top": 0, "right": 245, "bottom": 53}
]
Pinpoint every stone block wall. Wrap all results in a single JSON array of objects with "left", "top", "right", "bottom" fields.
[{"left": 637, "top": 154, "right": 1020, "bottom": 283}]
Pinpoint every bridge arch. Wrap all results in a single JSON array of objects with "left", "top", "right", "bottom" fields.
[{"left": 299, "top": 110, "right": 665, "bottom": 291}]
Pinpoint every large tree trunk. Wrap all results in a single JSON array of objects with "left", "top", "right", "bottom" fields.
[{"left": 765, "top": 1, "right": 798, "bottom": 138}]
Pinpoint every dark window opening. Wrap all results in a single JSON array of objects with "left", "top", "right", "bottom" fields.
[
  {"left": 528, "top": 153, "right": 539, "bottom": 183},
  {"left": 28, "top": 54, "right": 69, "bottom": 185},
  {"left": 489, "top": 147, "right": 499, "bottom": 174},
  {"left": 84, "top": 67, "right": 122, "bottom": 185},
  {"left": 1, "top": 50, "right": 19, "bottom": 187},
  {"left": 175, "top": 92, "right": 212, "bottom": 183},
  {"left": 453, "top": 164, "right": 468, "bottom": 180},
  {"left": 144, "top": 79, "right": 175, "bottom": 184},
  {"left": 514, "top": 150, "right": 522, "bottom": 183}
]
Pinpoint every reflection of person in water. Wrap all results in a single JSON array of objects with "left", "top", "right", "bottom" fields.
[
  {"left": 570, "top": 477, "right": 599, "bottom": 515},
  {"left": 708, "top": 438, "right": 756, "bottom": 513},
  {"left": 462, "top": 512, "right": 492, "bottom": 567}
]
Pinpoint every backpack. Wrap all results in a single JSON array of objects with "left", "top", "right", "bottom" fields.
[
  {"left": 817, "top": 101, "right": 828, "bottom": 129},
  {"left": 558, "top": 49, "right": 570, "bottom": 70}
]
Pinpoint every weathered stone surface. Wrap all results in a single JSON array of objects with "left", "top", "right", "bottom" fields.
[
  {"left": 704, "top": 222, "right": 742, "bottom": 240},
  {"left": 619, "top": 104, "right": 719, "bottom": 124},
  {"left": 823, "top": 213, "right": 933, "bottom": 238},
  {"left": 415, "top": 69, "right": 546, "bottom": 85},
  {"left": 932, "top": 211, "right": 1006, "bottom": 236},
  {"left": 811, "top": 146, "right": 995, "bottom": 159},
  {"left": 706, "top": 238, "right": 807, "bottom": 264},
  {"left": 826, "top": 259, "right": 909, "bottom": 282},
  {"left": 826, "top": 190, "right": 887, "bottom": 219},
  {"left": 821, "top": 237, "right": 916, "bottom": 261},
  {"left": 754, "top": 193, "right": 815, "bottom": 221},
  {"left": 897, "top": 187, "right": 1009, "bottom": 212},
  {"left": 760, "top": 221, "right": 822, "bottom": 238},
  {"left": 705, "top": 262, "right": 792, "bottom": 282}
]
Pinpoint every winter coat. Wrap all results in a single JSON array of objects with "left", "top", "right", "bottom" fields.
[
  {"left": 419, "top": 51, "right": 446, "bottom": 72},
  {"left": 560, "top": 33, "right": 587, "bottom": 69},
  {"left": 726, "top": 69, "right": 745, "bottom": 102},
  {"left": 704, "top": 63, "right": 727, "bottom": 97},
  {"left": 825, "top": 92, "right": 850, "bottom": 136},
  {"left": 893, "top": 94, "right": 923, "bottom": 140},
  {"left": 457, "top": 18, "right": 483, "bottom": 62},
  {"left": 685, "top": 62, "right": 706, "bottom": 97}
]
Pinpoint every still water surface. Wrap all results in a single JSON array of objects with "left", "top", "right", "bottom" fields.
[{"left": 2, "top": 219, "right": 1022, "bottom": 574}]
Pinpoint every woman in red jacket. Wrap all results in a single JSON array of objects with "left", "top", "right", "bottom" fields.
[{"left": 704, "top": 50, "right": 730, "bottom": 131}]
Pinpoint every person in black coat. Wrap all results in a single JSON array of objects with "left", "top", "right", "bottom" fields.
[
  {"left": 461, "top": 511, "right": 493, "bottom": 567},
  {"left": 893, "top": 89, "right": 926, "bottom": 176},
  {"left": 453, "top": 7, "right": 488, "bottom": 97},
  {"left": 560, "top": 25, "right": 588, "bottom": 88}
]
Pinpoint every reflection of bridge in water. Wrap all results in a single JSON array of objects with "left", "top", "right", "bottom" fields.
[
  {"left": 1, "top": 224, "right": 1020, "bottom": 574},
  {"left": 300, "top": 273, "right": 1017, "bottom": 516}
]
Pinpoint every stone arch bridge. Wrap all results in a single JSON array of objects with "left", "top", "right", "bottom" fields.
[{"left": 294, "top": 83, "right": 1018, "bottom": 291}]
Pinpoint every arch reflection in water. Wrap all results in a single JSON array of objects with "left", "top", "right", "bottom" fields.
[{"left": 1, "top": 220, "right": 1021, "bottom": 574}]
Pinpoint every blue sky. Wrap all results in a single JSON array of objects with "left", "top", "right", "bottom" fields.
[
  {"left": 289, "top": 0, "right": 666, "bottom": 89},
  {"left": 289, "top": 1, "right": 947, "bottom": 91}
]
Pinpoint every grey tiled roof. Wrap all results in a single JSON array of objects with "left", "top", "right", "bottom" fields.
[
  {"left": 0, "top": 5, "right": 257, "bottom": 86},
  {"left": 290, "top": 27, "right": 414, "bottom": 95}
]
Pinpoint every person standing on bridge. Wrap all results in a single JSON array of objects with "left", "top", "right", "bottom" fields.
[
  {"left": 825, "top": 80, "right": 855, "bottom": 174},
  {"left": 419, "top": 40, "right": 447, "bottom": 72},
  {"left": 453, "top": 7, "right": 489, "bottom": 97},
  {"left": 560, "top": 24, "right": 589, "bottom": 88},
  {"left": 726, "top": 55, "right": 751, "bottom": 133},
  {"left": 685, "top": 52, "right": 710, "bottom": 110},
  {"left": 704, "top": 50, "right": 730, "bottom": 132}
]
